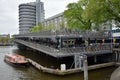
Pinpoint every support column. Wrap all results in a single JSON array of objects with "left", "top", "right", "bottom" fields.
[
  {"left": 58, "top": 37, "right": 62, "bottom": 49},
  {"left": 74, "top": 55, "right": 83, "bottom": 69},
  {"left": 94, "top": 56, "right": 97, "bottom": 63},
  {"left": 117, "top": 51, "right": 120, "bottom": 62},
  {"left": 115, "top": 51, "right": 118, "bottom": 62},
  {"left": 83, "top": 55, "right": 88, "bottom": 80},
  {"left": 119, "top": 51, "right": 120, "bottom": 62},
  {"left": 113, "top": 53, "right": 116, "bottom": 62},
  {"left": 74, "top": 55, "right": 88, "bottom": 80}
]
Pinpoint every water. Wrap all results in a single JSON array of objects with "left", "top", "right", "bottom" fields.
[{"left": 0, "top": 46, "right": 117, "bottom": 80}]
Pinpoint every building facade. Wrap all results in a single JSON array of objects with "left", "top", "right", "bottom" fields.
[
  {"left": 19, "top": 0, "right": 44, "bottom": 34},
  {"left": 44, "top": 12, "right": 111, "bottom": 31},
  {"left": 44, "top": 12, "right": 67, "bottom": 30}
]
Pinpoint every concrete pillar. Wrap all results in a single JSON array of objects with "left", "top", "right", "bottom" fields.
[
  {"left": 119, "top": 52, "right": 120, "bottom": 62},
  {"left": 117, "top": 51, "right": 120, "bottom": 62},
  {"left": 116, "top": 51, "right": 118, "bottom": 62},
  {"left": 113, "top": 51, "right": 117, "bottom": 62},
  {"left": 94, "top": 56, "right": 97, "bottom": 63},
  {"left": 74, "top": 55, "right": 88, "bottom": 80},
  {"left": 115, "top": 51, "right": 119, "bottom": 62},
  {"left": 79, "top": 56, "right": 83, "bottom": 69},
  {"left": 74, "top": 55, "right": 84, "bottom": 69},
  {"left": 58, "top": 37, "right": 62, "bottom": 49},
  {"left": 74, "top": 55, "right": 82, "bottom": 68}
]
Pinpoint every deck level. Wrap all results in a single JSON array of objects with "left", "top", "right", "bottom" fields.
[
  {"left": 14, "top": 30, "right": 120, "bottom": 71},
  {"left": 14, "top": 39, "right": 112, "bottom": 58}
]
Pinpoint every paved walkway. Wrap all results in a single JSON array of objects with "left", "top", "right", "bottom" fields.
[{"left": 110, "top": 66, "right": 120, "bottom": 80}]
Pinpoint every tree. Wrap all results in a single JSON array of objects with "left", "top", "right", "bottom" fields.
[
  {"left": 30, "top": 23, "right": 57, "bottom": 32},
  {"left": 29, "top": 24, "right": 44, "bottom": 32},
  {"left": 64, "top": 0, "right": 120, "bottom": 30},
  {"left": 64, "top": 0, "right": 92, "bottom": 30},
  {"left": 44, "top": 24, "right": 56, "bottom": 30},
  {"left": 59, "top": 19, "right": 66, "bottom": 30},
  {"left": 0, "top": 35, "right": 10, "bottom": 45},
  {"left": 82, "top": 0, "right": 120, "bottom": 28}
]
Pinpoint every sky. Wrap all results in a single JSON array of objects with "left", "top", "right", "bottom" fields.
[{"left": 0, "top": 0, "right": 78, "bottom": 35}]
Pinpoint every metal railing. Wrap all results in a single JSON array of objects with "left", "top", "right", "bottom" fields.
[
  {"left": 14, "top": 30, "right": 110, "bottom": 39},
  {"left": 14, "top": 39, "right": 112, "bottom": 57},
  {"left": 60, "top": 45, "right": 112, "bottom": 54}
]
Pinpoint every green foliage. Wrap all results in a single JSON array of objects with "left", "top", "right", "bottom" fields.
[
  {"left": 64, "top": 0, "right": 92, "bottom": 30},
  {"left": 30, "top": 21, "right": 66, "bottom": 32},
  {"left": 64, "top": 0, "right": 120, "bottom": 30},
  {"left": 29, "top": 24, "right": 44, "bottom": 32},
  {"left": 30, "top": 23, "right": 57, "bottom": 32},
  {"left": 83, "top": 0, "right": 120, "bottom": 24},
  {"left": 0, "top": 35, "right": 11, "bottom": 44},
  {"left": 83, "top": 0, "right": 120, "bottom": 28},
  {"left": 44, "top": 24, "right": 56, "bottom": 30},
  {"left": 59, "top": 19, "right": 66, "bottom": 30}
]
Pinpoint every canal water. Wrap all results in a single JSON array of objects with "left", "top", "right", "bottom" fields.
[{"left": 0, "top": 46, "right": 117, "bottom": 80}]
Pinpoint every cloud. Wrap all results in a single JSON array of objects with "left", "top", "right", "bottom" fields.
[
  {"left": 0, "top": 0, "right": 78, "bottom": 35},
  {"left": 0, "top": 0, "right": 19, "bottom": 35},
  {"left": 43, "top": 0, "right": 78, "bottom": 18}
]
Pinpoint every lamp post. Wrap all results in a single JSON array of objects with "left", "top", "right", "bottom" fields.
[
  {"left": 74, "top": 54, "right": 88, "bottom": 80},
  {"left": 110, "top": 21, "right": 113, "bottom": 49},
  {"left": 83, "top": 55, "right": 88, "bottom": 80},
  {"left": 79, "top": 55, "right": 88, "bottom": 80}
]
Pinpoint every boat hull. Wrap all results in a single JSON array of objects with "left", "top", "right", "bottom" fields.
[{"left": 4, "top": 58, "right": 29, "bottom": 67}]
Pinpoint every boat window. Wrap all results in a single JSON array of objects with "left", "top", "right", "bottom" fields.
[{"left": 16, "top": 57, "right": 25, "bottom": 61}]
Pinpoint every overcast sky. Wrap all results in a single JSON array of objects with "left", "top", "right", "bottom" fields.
[{"left": 0, "top": 0, "right": 78, "bottom": 35}]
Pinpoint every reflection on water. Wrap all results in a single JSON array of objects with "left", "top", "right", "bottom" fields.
[{"left": 0, "top": 46, "right": 117, "bottom": 80}]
